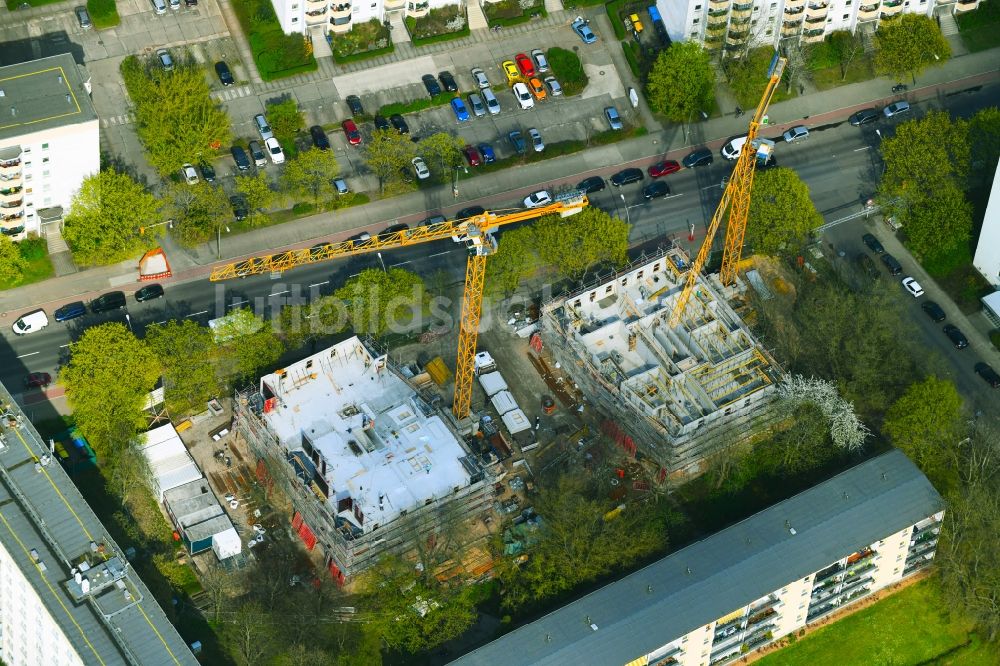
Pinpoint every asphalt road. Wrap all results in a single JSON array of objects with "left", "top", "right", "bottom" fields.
[{"left": 4, "top": 83, "right": 999, "bottom": 415}]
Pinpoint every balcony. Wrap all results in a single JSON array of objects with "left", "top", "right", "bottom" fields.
[
  {"left": 815, "top": 563, "right": 844, "bottom": 583},
  {"left": 0, "top": 184, "right": 22, "bottom": 197},
  {"left": 1, "top": 210, "right": 25, "bottom": 222},
  {"left": 384, "top": 0, "right": 404, "bottom": 6},
  {"left": 726, "top": 30, "right": 750, "bottom": 44},
  {"left": 956, "top": 0, "right": 979, "bottom": 11},
  {"left": 784, "top": 6, "right": 804, "bottom": 16},
  {"left": 805, "top": 2, "right": 828, "bottom": 18},
  {"left": 908, "top": 539, "right": 938, "bottom": 561},
  {"left": 731, "top": 7, "right": 752, "bottom": 19},
  {"left": 708, "top": 17, "right": 729, "bottom": 28},
  {"left": 781, "top": 24, "right": 802, "bottom": 36},
  {"left": 730, "top": 14, "right": 751, "bottom": 25},
  {"left": 709, "top": 0, "right": 731, "bottom": 8},
  {"left": 858, "top": 4, "right": 879, "bottom": 19},
  {"left": 733, "top": 1, "right": 754, "bottom": 9},
  {"left": 330, "top": 2, "right": 351, "bottom": 17},
  {"left": 0, "top": 198, "right": 23, "bottom": 209},
  {"left": 784, "top": 0, "right": 806, "bottom": 9},
  {"left": 840, "top": 574, "right": 874, "bottom": 596},
  {"left": 912, "top": 520, "right": 942, "bottom": 539}
]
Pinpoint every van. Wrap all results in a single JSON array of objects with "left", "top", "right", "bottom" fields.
[
  {"left": 90, "top": 291, "right": 127, "bottom": 313},
  {"left": 12, "top": 310, "right": 48, "bottom": 335},
  {"left": 248, "top": 140, "right": 267, "bottom": 167},
  {"left": 721, "top": 135, "right": 748, "bottom": 160}
]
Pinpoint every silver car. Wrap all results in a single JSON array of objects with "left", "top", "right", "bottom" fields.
[
  {"left": 482, "top": 88, "right": 501, "bottom": 115},
  {"left": 530, "top": 49, "right": 549, "bottom": 73},
  {"left": 528, "top": 127, "right": 544, "bottom": 153},
  {"left": 544, "top": 76, "right": 562, "bottom": 96},
  {"left": 468, "top": 93, "right": 486, "bottom": 118},
  {"left": 471, "top": 67, "right": 490, "bottom": 90},
  {"left": 782, "top": 125, "right": 809, "bottom": 143},
  {"left": 253, "top": 114, "right": 273, "bottom": 141}
]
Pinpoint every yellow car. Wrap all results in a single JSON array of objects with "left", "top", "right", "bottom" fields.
[
  {"left": 528, "top": 77, "right": 546, "bottom": 101},
  {"left": 502, "top": 60, "right": 520, "bottom": 85},
  {"left": 629, "top": 13, "right": 644, "bottom": 33}
]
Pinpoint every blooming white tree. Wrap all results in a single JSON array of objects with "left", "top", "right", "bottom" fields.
[{"left": 778, "top": 375, "right": 870, "bottom": 451}]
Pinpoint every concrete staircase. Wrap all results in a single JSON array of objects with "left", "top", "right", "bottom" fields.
[
  {"left": 938, "top": 11, "right": 960, "bottom": 36},
  {"left": 45, "top": 226, "right": 69, "bottom": 254},
  {"left": 44, "top": 226, "right": 79, "bottom": 277},
  {"left": 466, "top": 0, "right": 489, "bottom": 31}
]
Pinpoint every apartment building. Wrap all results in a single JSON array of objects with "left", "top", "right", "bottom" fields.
[
  {"left": 973, "top": 160, "right": 1000, "bottom": 288},
  {"left": 0, "top": 382, "right": 195, "bottom": 666},
  {"left": 0, "top": 53, "right": 99, "bottom": 242},
  {"left": 233, "top": 336, "right": 494, "bottom": 584},
  {"left": 451, "top": 449, "right": 944, "bottom": 666},
  {"left": 272, "top": 0, "right": 461, "bottom": 35},
  {"left": 657, "top": 0, "right": 982, "bottom": 52}
]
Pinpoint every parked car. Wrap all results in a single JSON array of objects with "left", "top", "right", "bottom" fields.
[
  {"left": 265, "top": 137, "right": 285, "bottom": 164},
  {"left": 643, "top": 181, "right": 670, "bottom": 200},
  {"left": 168, "top": 0, "right": 179, "bottom": 9},
  {"left": 528, "top": 77, "right": 546, "bottom": 101},
  {"left": 515, "top": 53, "right": 535, "bottom": 78},
  {"left": 605, "top": 106, "right": 623, "bottom": 130},
  {"left": 463, "top": 145, "right": 482, "bottom": 167},
  {"left": 90, "top": 291, "right": 126, "bottom": 313},
  {"left": 857, "top": 254, "right": 879, "bottom": 280},
  {"left": 198, "top": 160, "right": 216, "bottom": 183},
  {"left": 215, "top": 61, "right": 234, "bottom": 86},
  {"left": 943, "top": 324, "right": 969, "bottom": 349},
  {"left": 508, "top": 130, "right": 526, "bottom": 154},
  {"left": 721, "top": 135, "right": 748, "bottom": 160},
  {"left": 974, "top": 362, "right": 1000, "bottom": 389},
  {"left": 24, "top": 373, "right": 52, "bottom": 389},
  {"left": 471, "top": 67, "right": 490, "bottom": 89},
  {"left": 862, "top": 233, "right": 884, "bottom": 254},
  {"left": 343, "top": 119, "right": 362, "bottom": 146},
  {"left": 849, "top": 108, "right": 880, "bottom": 126},
  {"left": 512, "top": 82, "right": 534, "bottom": 110},
  {"left": 373, "top": 114, "right": 390, "bottom": 131},
  {"left": 611, "top": 168, "right": 643, "bottom": 187},
  {"left": 12, "top": 310, "right": 48, "bottom": 335},
  {"left": 682, "top": 148, "right": 713, "bottom": 168},
  {"left": 880, "top": 253, "right": 902, "bottom": 276},
  {"left": 455, "top": 205, "right": 486, "bottom": 219},
  {"left": 422, "top": 74, "right": 442, "bottom": 97},
  {"left": 156, "top": 48, "right": 174, "bottom": 72},
  {"left": 544, "top": 76, "right": 562, "bottom": 96},
  {"left": 378, "top": 223, "right": 410, "bottom": 242},
  {"left": 75, "top": 5, "right": 92, "bottom": 28},
  {"left": 451, "top": 97, "right": 470, "bottom": 122},
  {"left": 528, "top": 128, "right": 544, "bottom": 152},
  {"left": 782, "top": 125, "right": 809, "bottom": 143},
  {"left": 883, "top": 101, "right": 910, "bottom": 118},
  {"left": 253, "top": 113, "right": 273, "bottom": 140},
  {"left": 524, "top": 190, "right": 552, "bottom": 208},
  {"left": 901, "top": 276, "right": 924, "bottom": 297},
  {"left": 478, "top": 143, "right": 496, "bottom": 163},
  {"left": 572, "top": 16, "right": 597, "bottom": 43},
  {"left": 151, "top": 0, "right": 167, "bottom": 14},
  {"left": 439, "top": 71, "right": 458, "bottom": 92},
  {"left": 482, "top": 88, "right": 501, "bottom": 115},
  {"left": 530, "top": 48, "right": 549, "bottom": 73},
  {"left": 502, "top": 60, "right": 520, "bottom": 85},
  {"left": 412, "top": 157, "right": 430, "bottom": 180},
  {"left": 648, "top": 160, "right": 680, "bottom": 178},
  {"left": 230, "top": 195, "right": 248, "bottom": 221},
  {"left": 54, "top": 301, "right": 86, "bottom": 322},
  {"left": 135, "top": 284, "right": 165, "bottom": 302},
  {"left": 181, "top": 163, "right": 199, "bottom": 185},
  {"left": 390, "top": 114, "right": 409, "bottom": 134},
  {"left": 231, "top": 145, "right": 251, "bottom": 171},
  {"left": 921, "top": 301, "right": 946, "bottom": 322},
  {"left": 346, "top": 95, "right": 365, "bottom": 116},
  {"left": 469, "top": 93, "right": 486, "bottom": 117},
  {"left": 577, "top": 176, "right": 606, "bottom": 194},
  {"left": 334, "top": 178, "right": 349, "bottom": 194},
  {"left": 248, "top": 140, "right": 266, "bottom": 167},
  {"left": 310, "top": 125, "right": 330, "bottom": 150}
]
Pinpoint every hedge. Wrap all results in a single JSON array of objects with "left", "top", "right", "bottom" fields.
[
  {"left": 621, "top": 41, "right": 641, "bottom": 78},
  {"left": 607, "top": 0, "right": 627, "bottom": 39},
  {"left": 232, "top": 0, "right": 317, "bottom": 81},
  {"left": 378, "top": 92, "right": 454, "bottom": 117},
  {"left": 331, "top": 43, "right": 395, "bottom": 64},
  {"left": 486, "top": 6, "right": 548, "bottom": 27},
  {"left": 87, "top": 0, "right": 119, "bottom": 29}
]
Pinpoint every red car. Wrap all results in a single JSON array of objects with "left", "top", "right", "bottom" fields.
[
  {"left": 24, "top": 372, "right": 51, "bottom": 389},
  {"left": 463, "top": 145, "right": 482, "bottom": 167},
  {"left": 515, "top": 53, "right": 535, "bottom": 79},
  {"left": 648, "top": 160, "right": 681, "bottom": 178},
  {"left": 342, "top": 119, "right": 362, "bottom": 146}
]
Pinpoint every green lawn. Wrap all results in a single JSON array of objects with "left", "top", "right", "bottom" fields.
[
  {"left": 0, "top": 237, "right": 54, "bottom": 291},
  {"left": 4, "top": 0, "right": 62, "bottom": 8},
  {"left": 811, "top": 58, "right": 876, "bottom": 91},
  {"left": 756, "top": 578, "right": 980, "bottom": 666},
  {"left": 957, "top": 1, "right": 1000, "bottom": 52}
]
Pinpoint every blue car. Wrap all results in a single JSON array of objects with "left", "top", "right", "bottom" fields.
[
  {"left": 451, "top": 97, "right": 470, "bottom": 122},
  {"left": 478, "top": 143, "right": 496, "bottom": 163},
  {"left": 54, "top": 301, "right": 87, "bottom": 322},
  {"left": 572, "top": 17, "right": 597, "bottom": 44}
]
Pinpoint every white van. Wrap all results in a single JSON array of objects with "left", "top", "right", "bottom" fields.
[
  {"left": 12, "top": 310, "right": 49, "bottom": 335},
  {"left": 721, "top": 135, "right": 748, "bottom": 160}
]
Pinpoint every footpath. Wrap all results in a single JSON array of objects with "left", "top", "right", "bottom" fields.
[{"left": 2, "top": 47, "right": 998, "bottom": 318}]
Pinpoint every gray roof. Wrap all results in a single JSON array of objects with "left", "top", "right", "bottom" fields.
[
  {"left": 164, "top": 479, "right": 233, "bottom": 542},
  {"left": 0, "top": 53, "right": 97, "bottom": 142},
  {"left": 0, "top": 381, "right": 197, "bottom": 665},
  {"left": 451, "top": 449, "right": 943, "bottom": 666}
]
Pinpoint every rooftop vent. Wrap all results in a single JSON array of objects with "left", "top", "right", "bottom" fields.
[
  {"left": 0, "top": 89, "right": 5, "bottom": 97},
  {"left": 57, "top": 75, "right": 63, "bottom": 84},
  {"left": 66, "top": 94, "right": 71, "bottom": 104}
]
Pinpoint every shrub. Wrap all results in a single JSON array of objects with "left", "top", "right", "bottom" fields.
[
  {"left": 547, "top": 47, "right": 588, "bottom": 96},
  {"left": 483, "top": 0, "right": 546, "bottom": 27},
  {"left": 607, "top": 0, "right": 627, "bottom": 39},
  {"left": 87, "top": 0, "right": 119, "bottom": 28},
  {"left": 405, "top": 6, "right": 471, "bottom": 45},
  {"left": 621, "top": 41, "right": 641, "bottom": 78},
  {"left": 232, "top": 0, "right": 317, "bottom": 80},
  {"left": 292, "top": 202, "right": 316, "bottom": 215},
  {"left": 378, "top": 92, "right": 454, "bottom": 117}
]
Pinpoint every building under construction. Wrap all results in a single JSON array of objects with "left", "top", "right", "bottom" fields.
[
  {"left": 233, "top": 336, "right": 495, "bottom": 584},
  {"left": 541, "top": 247, "right": 785, "bottom": 477}
]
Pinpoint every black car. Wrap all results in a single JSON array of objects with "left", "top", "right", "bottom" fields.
[
  {"left": 921, "top": 301, "right": 946, "bottom": 323},
  {"left": 378, "top": 223, "right": 409, "bottom": 242},
  {"left": 199, "top": 160, "right": 216, "bottom": 183},
  {"left": 642, "top": 181, "right": 670, "bottom": 200},
  {"left": 346, "top": 95, "right": 365, "bottom": 116},
  {"left": 230, "top": 195, "right": 249, "bottom": 221},
  {"left": 309, "top": 125, "right": 330, "bottom": 150},
  {"left": 374, "top": 114, "right": 390, "bottom": 132},
  {"left": 862, "top": 233, "right": 884, "bottom": 254},
  {"left": 54, "top": 301, "right": 87, "bottom": 322},
  {"left": 880, "top": 253, "right": 902, "bottom": 275},
  {"left": 390, "top": 114, "right": 409, "bottom": 134},
  {"left": 439, "top": 71, "right": 458, "bottom": 93},
  {"left": 577, "top": 176, "right": 606, "bottom": 194},
  {"left": 682, "top": 148, "right": 713, "bottom": 168},
  {"left": 943, "top": 324, "right": 969, "bottom": 349},
  {"left": 975, "top": 362, "right": 1000, "bottom": 388},
  {"left": 455, "top": 206, "right": 486, "bottom": 219},
  {"left": 849, "top": 108, "right": 880, "bottom": 126},
  {"left": 231, "top": 145, "right": 251, "bottom": 171},
  {"left": 423, "top": 214, "right": 448, "bottom": 226},
  {"left": 90, "top": 291, "right": 126, "bottom": 313},
  {"left": 610, "top": 168, "right": 643, "bottom": 187},
  {"left": 214, "top": 61, "right": 234, "bottom": 86},
  {"left": 311, "top": 242, "right": 334, "bottom": 258},
  {"left": 235, "top": 257, "right": 265, "bottom": 278},
  {"left": 422, "top": 74, "right": 442, "bottom": 97},
  {"left": 135, "top": 284, "right": 164, "bottom": 302}
]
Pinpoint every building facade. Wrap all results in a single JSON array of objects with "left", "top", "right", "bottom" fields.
[
  {"left": 451, "top": 449, "right": 945, "bottom": 666},
  {"left": 973, "top": 160, "right": 1000, "bottom": 288},
  {"left": 272, "top": 0, "right": 462, "bottom": 35},
  {"left": 0, "top": 53, "right": 99, "bottom": 241},
  {"left": 656, "top": 0, "right": 982, "bottom": 53}
]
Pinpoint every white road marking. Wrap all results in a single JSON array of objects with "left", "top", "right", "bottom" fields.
[
  {"left": 60, "top": 343, "right": 73, "bottom": 348},
  {"left": 391, "top": 260, "right": 414, "bottom": 267},
  {"left": 853, "top": 147, "right": 870, "bottom": 152},
  {"left": 16, "top": 352, "right": 39, "bottom": 358},
  {"left": 701, "top": 184, "right": 721, "bottom": 190},
  {"left": 308, "top": 281, "right": 329, "bottom": 288},
  {"left": 187, "top": 310, "right": 209, "bottom": 317},
  {"left": 664, "top": 193, "right": 684, "bottom": 199},
  {"left": 428, "top": 250, "right": 454, "bottom": 258},
  {"left": 271, "top": 290, "right": 290, "bottom": 297},
  {"left": 228, "top": 300, "right": 246, "bottom": 308}
]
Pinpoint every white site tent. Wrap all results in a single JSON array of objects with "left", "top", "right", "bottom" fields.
[{"left": 140, "top": 423, "right": 203, "bottom": 500}]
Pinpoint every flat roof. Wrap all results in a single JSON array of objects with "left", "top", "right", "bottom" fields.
[
  {"left": 141, "top": 424, "right": 203, "bottom": 500},
  {"left": 451, "top": 450, "right": 943, "bottom": 666},
  {"left": 0, "top": 53, "right": 97, "bottom": 142},
  {"left": 259, "top": 336, "right": 476, "bottom": 534},
  {"left": 0, "top": 381, "right": 196, "bottom": 665}
]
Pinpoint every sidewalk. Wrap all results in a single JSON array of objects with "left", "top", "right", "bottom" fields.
[{"left": 2, "top": 47, "right": 998, "bottom": 317}]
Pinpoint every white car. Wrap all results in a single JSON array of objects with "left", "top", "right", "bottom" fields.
[
  {"left": 901, "top": 276, "right": 924, "bottom": 298},
  {"left": 524, "top": 190, "right": 552, "bottom": 208},
  {"left": 412, "top": 156, "right": 430, "bottom": 180},
  {"left": 782, "top": 125, "right": 809, "bottom": 143},
  {"left": 528, "top": 127, "right": 544, "bottom": 153},
  {"left": 265, "top": 137, "right": 285, "bottom": 164},
  {"left": 181, "top": 163, "right": 199, "bottom": 185},
  {"left": 471, "top": 67, "right": 490, "bottom": 90},
  {"left": 512, "top": 82, "right": 534, "bottom": 110}
]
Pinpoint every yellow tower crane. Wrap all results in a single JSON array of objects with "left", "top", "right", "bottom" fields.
[
  {"left": 209, "top": 192, "right": 590, "bottom": 420},
  {"left": 668, "top": 53, "right": 787, "bottom": 328}
]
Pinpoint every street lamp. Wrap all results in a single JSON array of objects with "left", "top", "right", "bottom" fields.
[
  {"left": 124, "top": 312, "right": 133, "bottom": 333},
  {"left": 377, "top": 252, "right": 387, "bottom": 273},
  {"left": 619, "top": 193, "right": 633, "bottom": 226},
  {"left": 217, "top": 224, "right": 230, "bottom": 259}
]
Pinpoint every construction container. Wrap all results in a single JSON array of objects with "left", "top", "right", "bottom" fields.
[{"left": 426, "top": 357, "right": 452, "bottom": 386}]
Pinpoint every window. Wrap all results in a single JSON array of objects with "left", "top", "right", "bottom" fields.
[
  {"left": 691, "top": 31, "right": 699, "bottom": 36},
  {"left": 693, "top": 17, "right": 700, "bottom": 23},
  {"left": 41, "top": 143, "right": 48, "bottom": 150},
  {"left": 41, "top": 157, "right": 49, "bottom": 164},
  {"left": 695, "top": 3, "right": 702, "bottom": 7},
  {"left": 291, "top": 3, "right": 298, "bottom": 7},
  {"left": 291, "top": 16, "right": 298, "bottom": 21},
  {"left": 843, "top": 13, "right": 848, "bottom": 17}
]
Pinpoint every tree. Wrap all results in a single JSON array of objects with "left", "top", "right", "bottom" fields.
[
  {"left": 364, "top": 129, "right": 415, "bottom": 192},
  {"left": 824, "top": 30, "right": 866, "bottom": 81},
  {"left": 873, "top": 14, "right": 951, "bottom": 83},
  {"left": 335, "top": 268, "right": 427, "bottom": 337},
  {"left": 63, "top": 169, "right": 160, "bottom": 265},
  {"left": 161, "top": 181, "right": 231, "bottom": 247},
  {"left": 0, "top": 235, "right": 26, "bottom": 285},
  {"left": 277, "top": 295, "right": 348, "bottom": 350},
  {"left": 967, "top": 106, "right": 1000, "bottom": 185},
  {"left": 645, "top": 42, "right": 715, "bottom": 122},
  {"left": 535, "top": 207, "right": 630, "bottom": 280},
  {"left": 60, "top": 323, "right": 159, "bottom": 458},
  {"left": 235, "top": 172, "right": 275, "bottom": 227},
  {"left": 746, "top": 167, "right": 824, "bottom": 255},
  {"left": 266, "top": 97, "right": 304, "bottom": 151},
  {"left": 485, "top": 226, "right": 542, "bottom": 296},
  {"left": 226, "top": 600, "right": 276, "bottom": 665},
  {"left": 106, "top": 442, "right": 153, "bottom": 506},
  {"left": 281, "top": 148, "right": 339, "bottom": 208},
  {"left": 419, "top": 132, "right": 465, "bottom": 175},
  {"left": 119, "top": 56, "right": 231, "bottom": 176},
  {"left": 145, "top": 320, "right": 221, "bottom": 416},
  {"left": 724, "top": 47, "right": 782, "bottom": 108},
  {"left": 884, "top": 376, "right": 964, "bottom": 487},
  {"left": 214, "top": 309, "right": 285, "bottom": 383},
  {"left": 777, "top": 376, "right": 870, "bottom": 452},
  {"left": 903, "top": 181, "right": 973, "bottom": 262}
]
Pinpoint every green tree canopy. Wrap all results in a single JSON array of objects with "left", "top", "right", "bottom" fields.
[
  {"left": 365, "top": 129, "right": 415, "bottom": 192},
  {"left": 63, "top": 169, "right": 160, "bottom": 266},
  {"left": 0, "top": 235, "right": 26, "bottom": 285},
  {"left": 746, "top": 167, "right": 824, "bottom": 255},
  {"left": 145, "top": 319, "right": 221, "bottom": 416},
  {"left": 873, "top": 14, "right": 951, "bottom": 81},
  {"left": 265, "top": 97, "right": 304, "bottom": 152},
  {"left": 968, "top": 106, "right": 1000, "bottom": 184},
  {"left": 60, "top": 323, "right": 160, "bottom": 458},
  {"left": 335, "top": 267, "right": 427, "bottom": 337},
  {"left": 535, "top": 207, "right": 630, "bottom": 279},
  {"left": 162, "top": 181, "right": 231, "bottom": 247},
  {"left": 645, "top": 42, "right": 715, "bottom": 122},
  {"left": 281, "top": 147, "right": 340, "bottom": 208},
  {"left": 214, "top": 309, "right": 285, "bottom": 383},
  {"left": 119, "top": 55, "right": 231, "bottom": 176},
  {"left": 486, "top": 226, "right": 543, "bottom": 296},
  {"left": 277, "top": 295, "right": 348, "bottom": 350},
  {"left": 884, "top": 376, "right": 964, "bottom": 488},
  {"left": 419, "top": 132, "right": 465, "bottom": 175},
  {"left": 235, "top": 172, "right": 275, "bottom": 227}
]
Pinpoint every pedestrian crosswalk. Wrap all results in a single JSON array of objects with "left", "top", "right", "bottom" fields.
[
  {"left": 100, "top": 113, "right": 135, "bottom": 128},
  {"left": 210, "top": 84, "right": 254, "bottom": 102}
]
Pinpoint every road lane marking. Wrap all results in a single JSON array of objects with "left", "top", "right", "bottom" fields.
[
  {"left": 308, "top": 281, "right": 329, "bottom": 288},
  {"left": 187, "top": 310, "right": 208, "bottom": 317},
  {"left": 391, "top": 260, "right": 414, "bottom": 267},
  {"left": 59, "top": 343, "right": 72, "bottom": 348},
  {"left": 701, "top": 184, "right": 721, "bottom": 190},
  {"left": 428, "top": 250, "right": 454, "bottom": 258},
  {"left": 16, "top": 352, "right": 39, "bottom": 358},
  {"left": 228, "top": 300, "right": 246, "bottom": 308},
  {"left": 271, "top": 290, "right": 290, "bottom": 297},
  {"left": 853, "top": 147, "right": 870, "bottom": 152}
]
